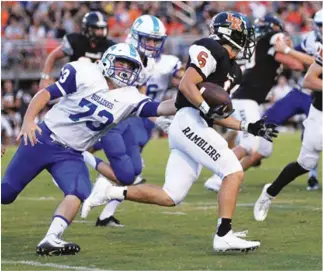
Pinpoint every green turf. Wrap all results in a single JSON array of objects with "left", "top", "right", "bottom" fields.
[{"left": 1, "top": 132, "right": 322, "bottom": 270}]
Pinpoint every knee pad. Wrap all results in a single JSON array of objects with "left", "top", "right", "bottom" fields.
[
  {"left": 238, "top": 132, "right": 259, "bottom": 155},
  {"left": 257, "top": 137, "right": 273, "bottom": 158},
  {"left": 1, "top": 183, "right": 18, "bottom": 204}
]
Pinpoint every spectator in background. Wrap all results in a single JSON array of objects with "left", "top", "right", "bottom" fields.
[
  {"left": 4, "top": 16, "right": 26, "bottom": 40},
  {"left": 29, "top": 15, "right": 46, "bottom": 42}
]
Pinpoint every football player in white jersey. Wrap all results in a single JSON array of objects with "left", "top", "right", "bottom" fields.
[
  {"left": 1, "top": 43, "right": 177, "bottom": 256},
  {"left": 84, "top": 15, "right": 182, "bottom": 227},
  {"left": 254, "top": 41, "right": 323, "bottom": 221}
]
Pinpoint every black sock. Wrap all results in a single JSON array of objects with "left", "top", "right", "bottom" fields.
[
  {"left": 267, "top": 161, "right": 308, "bottom": 197},
  {"left": 217, "top": 218, "right": 232, "bottom": 237}
]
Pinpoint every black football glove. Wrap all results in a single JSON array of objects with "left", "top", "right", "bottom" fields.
[
  {"left": 206, "top": 103, "right": 235, "bottom": 120},
  {"left": 247, "top": 118, "right": 279, "bottom": 142}
]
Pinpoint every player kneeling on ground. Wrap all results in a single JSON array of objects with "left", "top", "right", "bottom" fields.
[
  {"left": 81, "top": 12, "right": 279, "bottom": 253},
  {"left": 1, "top": 43, "right": 177, "bottom": 256}
]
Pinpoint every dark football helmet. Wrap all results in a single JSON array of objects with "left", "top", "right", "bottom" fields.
[
  {"left": 209, "top": 11, "right": 255, "bottom": 60},
  {"left": 254, "top": 15, "right": 284, "bottom": 39},
  {"left": 82, "top": 11, "right": 108, "bottom": 44}
]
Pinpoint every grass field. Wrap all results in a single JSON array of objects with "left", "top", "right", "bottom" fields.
[{"left": 1, "top": 132, "right": 322, "bottom": 271}]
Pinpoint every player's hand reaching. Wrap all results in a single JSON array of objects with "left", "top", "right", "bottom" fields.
[
  {"left": 245, "top": 118, "right": 279, "bottom": 142},
  {"left": 17, "top": 120, "right": 42, "bottom": 146}
]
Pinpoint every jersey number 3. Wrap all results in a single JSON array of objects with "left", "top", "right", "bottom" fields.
[{"left": 69, "top": 98, "right": 114, "bottom": 131}]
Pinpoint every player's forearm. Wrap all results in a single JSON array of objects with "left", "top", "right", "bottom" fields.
[
  {"left": 23, "top": 89, "right": 51, "bottom": 121},
  {"left": 288, "top": 49, "right": 314, "bottom": 66},
  {"left": 157, "top": 99, "right": 177, "bottom": 116},
  {"left": 42, "top": 47, "right": 65, "bottom": 74},
  {"left": 179, "top": 79, "right": 204, "bottom": 108},
  {"left": 214, "top": 116, "right": 241, "bottom": 131}
]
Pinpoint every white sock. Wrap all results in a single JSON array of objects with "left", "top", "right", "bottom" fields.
[
  {"left": 309, "top": 167, "right": 318, "bottom": 179},
  {"left": 99, "top": 200, "right": 122, "bottom": 220},
  {"left": 46, "top": 215, "right": 69, "bottom": 238}
]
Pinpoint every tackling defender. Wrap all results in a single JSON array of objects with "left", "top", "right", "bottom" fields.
[
  {"left": 82, "top": 12, "right": 279, "bottom": 252},
  {"left": 85, "top": 15, "right": 182, "bottom": 227},
  {"left": 1, "top": 43, "right": 176, "bottom": 256},
  {"left": 254, "top": 41, "right": 323, "bottom": 221}
]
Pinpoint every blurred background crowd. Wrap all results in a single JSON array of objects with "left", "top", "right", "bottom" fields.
[{"left": 1, "top": 1, "right": 322, "bottom": 144}]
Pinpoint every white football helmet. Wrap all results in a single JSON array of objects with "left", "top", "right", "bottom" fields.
[
  {"left": 99, "top": 43, "right": 142, "bottom": 87},
  {"left": 128, "top": 15, "right": 167, "bottom": 58},
  {"left": 313, "top": 9, "right": 323, "bottom": 42}
]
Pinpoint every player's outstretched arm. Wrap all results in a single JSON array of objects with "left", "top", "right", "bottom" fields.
[
  {"left": 215, "top": 116, "right": 279, "bottom": 142},
  {"left": 17, "top": 89, "right": 50, "bottom": 146},
  {"left": 304, "top": 61, "right": 323, "bottom": 91},
  {"left": 156, "top": 99, "right": 177, "bottom": 116}
]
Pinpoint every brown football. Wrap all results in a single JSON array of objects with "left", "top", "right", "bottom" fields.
[{"left": 197, "top": 82, "right": 232, "bottom": 110}]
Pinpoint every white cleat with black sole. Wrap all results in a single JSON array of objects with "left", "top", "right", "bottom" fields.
[
  {"left": 36, "top": 235, "right": 80, "bottom": 256},
  {"left": 254, "top": 183, "right": 274, "bottom": 221},
  {"left": 213, "top": 230, "right": 260, "bottom": 253},
  {"left": 81, "top": 174, "right": 113, "bottom": 218}
]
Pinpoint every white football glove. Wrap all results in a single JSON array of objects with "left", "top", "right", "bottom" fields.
[{"left": 154, "top": 116, "right": 172, "bottom": 134}]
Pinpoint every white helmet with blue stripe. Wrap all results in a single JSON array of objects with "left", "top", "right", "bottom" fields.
[
  {"left": 128, "top": 15, "right": 167, "bottom": 58},
  {"left": 313, "top": 9, "right": 323, "bottom": 42},
  {"left": 99, "top": 43, "right": 143, "bottom": 87}
]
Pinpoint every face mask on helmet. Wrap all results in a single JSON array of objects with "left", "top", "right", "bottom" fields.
[
  {"left": 82, "top": 12, "right": 108, "bottom": 44},
  {"left": 209, "top": 12, "right": 255, "bottom": 60},
  {"left": 129, "top": 15, "right": 167, "bottom": 58},
  {"left": 100, "top": 54, "right": 142, "bottom": 87}
]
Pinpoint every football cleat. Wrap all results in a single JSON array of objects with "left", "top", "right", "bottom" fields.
[
  {"left": 36, "top": 235, "right": 80, "bottom": 256},
  {"left": 307, "top": 177, "right": 320, "bottom": 191},
  {"left": 254, "top": 183, "right": 274, "bottom": 221},
  {"left": 96, "top": 216, "right": 124, "bottom": 227},
  {"left": 213, "top": 230, "right": 260, "bottom": 252},
  {"left": 81, "top": 175, "right": 113, "bottom": 218}
]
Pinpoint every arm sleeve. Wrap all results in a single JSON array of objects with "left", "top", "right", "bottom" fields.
[
  {"left": 46, "top": 63, "right": 77, "bottom": 100},
  {"left": 188, "top": 44, "right": 217, "bottom": 80},
  {"left": 137, "top": 102, "right": 159, "bottom": 117}
]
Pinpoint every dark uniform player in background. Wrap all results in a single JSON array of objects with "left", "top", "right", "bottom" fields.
[
  {"left": 95, "top": 12, "right": 278, "bottom": 252},
  {"left": 39, "top": 11, "right": 115, "bottom": 89},
  {"left": 254, "top": 41, "right": 323, "bottom": 221}
]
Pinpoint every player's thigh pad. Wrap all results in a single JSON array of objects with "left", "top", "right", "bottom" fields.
[
  {"left": 297, "top": 106, "right": 322, "bottom": 170},
  {"left": 163, "top": 149, "right": 202, "bottom": 205},
  {"left": 169, "top": 108, "right": 242, "bottom": 179},
  {"left": 232, "top": 99, "right": 261, "bottom": 154},
  {"left": 48, "top": 158, "right": 91, "bottom": 201},
  {"left": 258, "top": 137, "right": 273, "bottom": 158}
]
